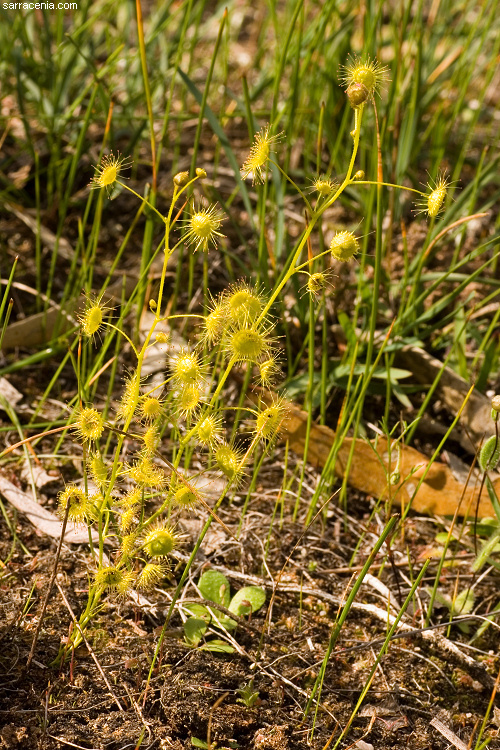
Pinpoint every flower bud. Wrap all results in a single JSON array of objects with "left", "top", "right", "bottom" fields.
[
  {"left": 346, "top": 82, "right": 369, "bottom": 108},
  {"left": 173, "top": 171, "right": 189, "bottom": 187}
]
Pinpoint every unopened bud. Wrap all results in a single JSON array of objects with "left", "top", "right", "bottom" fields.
[
  {"left": 173, "top": 171, "right": 189, "bottom": 187},
  {"left": 353, "top": 170, "right": 365, "bottom": 180},
  {"left": 196, "top": 168, "right": 207, "bottom": 178},
  {"left": 491, "top": 395, "right": 500, "bottom": 412},
  {"left": 347, "top": 82, "right": 369, "bottom": 108},
  {"left": 155, "top": 332, "right": 170, "bottom": 344}
]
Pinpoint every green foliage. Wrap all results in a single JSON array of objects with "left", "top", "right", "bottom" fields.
[
  {"left": 198, "top": 570, "right": 231, "bottom": 608},
  {"left": 228, "top": 586, "right": 266, "bottom": 620},
  {"left": 183, "top": 617, "right": 208, "bottom": 648},
  {"left": 479, "top": 436, "right": 500, "bottom": 473},
  {"left": 183, "top": 571, "right": 266, "bottom": 649}
]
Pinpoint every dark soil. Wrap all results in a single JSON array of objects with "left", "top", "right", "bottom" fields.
[{"left": 1, "top": 476, "right": 499, "bottom": 750}]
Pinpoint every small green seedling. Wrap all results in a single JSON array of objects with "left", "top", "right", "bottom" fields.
[
  {"left": 183, "top": 569, "right": 266, "bottom": 650},
  {"left": 191, "top": 737, "right": 239, "bottom": 749},
  {"left": 236, "top": 679, "right": 260, "bottom": 707}
]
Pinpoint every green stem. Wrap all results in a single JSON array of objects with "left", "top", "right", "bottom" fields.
[
  {"left": 117, "top": 182, "right": 166, "bottom": 223},
  {"left": 353, "top": 180, "right": 425, "bottom": 197},
  {"left": 257, "top": 106, "right": 365, "bottom": 325},
  {"left": 269, "top": 158, "right": 312, "bottom": 210}
]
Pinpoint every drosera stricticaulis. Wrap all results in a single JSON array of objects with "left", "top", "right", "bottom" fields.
[{"left": 41, "top": 54, "right": 456, "bottom": 670}]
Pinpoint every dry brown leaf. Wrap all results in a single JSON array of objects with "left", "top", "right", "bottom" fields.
[
  {"left": 278, "top": 399, "right": 495, "bottom": 518},
  {"left": 396, "top": 345, "right": 492, "bottom": 453},
  {"left": 0, "top": 377, "right": 22, "bottom": 408}
]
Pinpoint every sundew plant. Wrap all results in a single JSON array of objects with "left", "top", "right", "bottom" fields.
[{"left": 51, "top": 55, "right": 456, "bottom": 662}]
